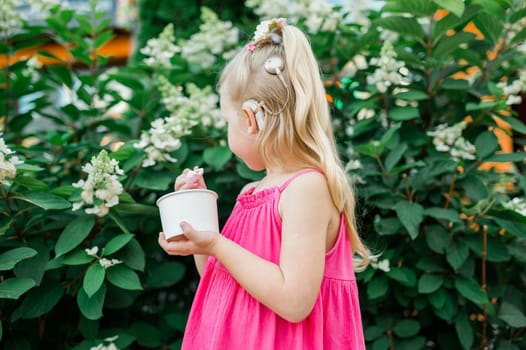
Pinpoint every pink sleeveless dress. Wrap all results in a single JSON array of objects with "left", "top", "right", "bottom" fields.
[{"left": 181, "top": 169, "right": 365, "bottom": 349}]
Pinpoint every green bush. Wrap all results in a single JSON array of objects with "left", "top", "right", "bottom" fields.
[{"left": 1, "top": 0, "right": 525, "bottom": 349}]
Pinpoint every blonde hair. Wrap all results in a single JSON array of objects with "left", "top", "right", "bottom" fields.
[{"left": 218, "top": 24, "right": 370, "bottom": 270}]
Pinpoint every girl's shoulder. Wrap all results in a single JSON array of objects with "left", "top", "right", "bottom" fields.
[{"left": 239, "top": 181, "right": 260, "bottom": 195}]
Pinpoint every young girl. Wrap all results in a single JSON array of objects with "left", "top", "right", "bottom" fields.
[{"left": 158, "top": 18, "right": 369, "bottom": 349}]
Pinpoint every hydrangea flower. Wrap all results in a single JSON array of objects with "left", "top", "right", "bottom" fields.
[
  {"left": 135, "top": 76, "right": 224, "bottom": 167},
  {"left": 0, "top": 136, "right": 24, "bottom": 186},
  {"left": 90, "top": 335, "right": 119, "bottom": 350},
  {"left": 0, "top": 0, "right": 23, "bottom": 39},
  {"left": 496, "top": 68, "right": 526, "bottom": 105},
  {"left": 367, "top": 41, "right": 408, "bottom": 93},
  {"left": 246, "top": 0, "right": 343, "bottom": 33},
  {"left": 427, "top": 121, "right": 476, "bottom": 161},
  {"left": 72, "top": 150, "right": 124, "bottom": 217},
  {"left": 140, "top": 23, "right": 181, "bottom": 69},
  {"left": 99, "top": 258, "right": 122, "bottom": 269},
  {"left": 503, "top": 197, "right": 526, "bottom": 217},
  {"left": 180, "top": 7, "right": 239, "bottom": 69}
]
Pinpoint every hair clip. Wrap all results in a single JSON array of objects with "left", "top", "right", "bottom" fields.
[{"left": 247, "top": 42, "right": 256, "bottom": 52}]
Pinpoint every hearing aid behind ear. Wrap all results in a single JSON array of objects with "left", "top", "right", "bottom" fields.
[
  {"left": 264, "top": 56, "right": 284, "bottom": 75},
  {"left": 243, "top": 99, "right": 265, "bottom": 130}
]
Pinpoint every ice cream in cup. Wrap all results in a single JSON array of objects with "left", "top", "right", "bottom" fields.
[{"left": 156, "top": 189, "right": 219, "bottom": 239}]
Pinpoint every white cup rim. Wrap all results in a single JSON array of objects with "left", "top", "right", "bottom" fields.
[{"left": 156, "top": 189, "right": 218, "bottom": 207}]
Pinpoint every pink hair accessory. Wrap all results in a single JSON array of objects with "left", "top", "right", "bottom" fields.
[{"left": 247, "top": 42, "right": 256, "bottom": 52}]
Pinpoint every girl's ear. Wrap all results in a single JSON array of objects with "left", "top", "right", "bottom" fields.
[{"left": 242, "top": 105, "right": 260, "bottom": 135}]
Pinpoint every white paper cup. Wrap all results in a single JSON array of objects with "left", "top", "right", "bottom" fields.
[{"left": 156, "top": 189, "right": 219, "bottom": 239}]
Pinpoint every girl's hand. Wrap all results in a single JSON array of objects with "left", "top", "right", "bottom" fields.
[
  {"left": 174, "top": 167, "right": 206, "bottom": 191},
  {"left": 158, "top": 222, "right": 219, "bottom": 256}
]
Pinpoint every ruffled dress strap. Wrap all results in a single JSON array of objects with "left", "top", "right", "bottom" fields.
[{"left": 278, "top": 168, "right": 324, "bottom": 192}]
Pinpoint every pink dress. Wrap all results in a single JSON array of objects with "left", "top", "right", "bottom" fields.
[{"left": 182, "top": 169, "right": 365, "bottom": 349}]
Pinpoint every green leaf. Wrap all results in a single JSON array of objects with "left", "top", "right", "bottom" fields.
[
  {"left": 94, "top": 30, "right": 114, "bottom": 48},
  {"left": 392, "top": 319, "right": 421, "bottom": 338},
  {"left": 203, "top": 146, "right": 233, "bottom": 170},
  {"left": 116, "top": 238, "right": 145, "bottom": 271},
  {"left": 0, "top": 247, "right": 37, "bottom": 271},
  {"left": 393, "top": 90, "right": 429, "bottom": 100},
  {"left": 424, "top": 208, "right": 462, "bottom": 223},
  {"left": 0, "top": 277, "right": 36, "bottom": 299},
  {"left": 83, "top": 263, "right": 106, "bottom": 298},
  {"left": 475, "top": 131, "right": 499, "bottom": 159},
  {"left": 48, "top": 65, "right": 73, "bottom": 87},
  {"left": 14, "top": 192, "right": 71, "bottom": 210},
  {"left": 145, "top": 261, "right": 186, "bottom": 288},
  {"left": 106, "top": 265, "right": 142, "bottom": 290},
  {"left": 374, "top": 16, "right": 424, "bottom": 39},
  {"left": 14, "top": 164, "right": 45, "bottom": 172},
  {"left": 386, "top": 267, "right": 417, "bottom": 287},
  {"left": 134, "top": 171, "right": 173, "bottom": 191},
  {"left": 394, "top": 200, "right": 424, "bottom": 239},
  {"left": 364, "top": 325, "right": 385, "bottom": 341},
  {"left": 371, "top": 335, "right": 389, "bottom": 350},
  {"left": 498, "top": 116, "right": 526, "bottom": 135},
  {"left": 433, "top": 291, "right": 457, "bottom": 321},
  {"left": 493, "top": 216, "right": 526, "bottom": 238},
  {"left": 454, "top": 276, "right": 488, "bottom": 304},
  {"left": 130, "top": 322, "right": 161, "bottom": 347},
  {"left": 13, "top": 243, "right": 48, "bottom": 285},
  {"left": 498, "top": 301, "right": 526, "bottom": 328},
  {"left": 116, "top": 203, "right": 158, "bottom": 216},
  {"left": 61, "top": 249, "right": 94, "bottom": 265},
  {"left": 434, "top": 32, "right": 474, "bottom": 58},
  {"left": 418, "top": 274, "right": 444, "bottom": 294},
  {"left": 441, "top": 78, "right": 470, "bottom": 90},
  {"left": 466, "top": 100, "right": 497, "bottom": 111},
  {"left": 385, "top": 143, "right": 408, "bottom": 171},
  {"left": 433, "top": 5, "right": 480, "bottom": 41},
  {"left": 473, "top": 12, "right": 503, "bottom": 43},
  {"left": 397, "top": 337, "right": 426, "bottom": 350},
  {"left": 382, "top": 0, "right": 436, "bottom": 17},
  {"left": 55, "top": 216, "right": 96, "bottom": 257},
  {"left": 13, "top": 176, "right": 49, "bottom": 191},
  {"left": 367, "top": 275, "right": 389, "bottom": 299},
  {"left": 485, "top": 152, "right": 525, "bottom": 163},
  {"left": 389, "top": 107, "right": 420, "bottom": 121},
  {"left": 77, "top": 284, "right": 106, "bottom": 320},
  {"left": 108, "top": 212, "right": 131, "bottom": 235},
  {"left": 433, "top": 0, "right": 465, "bottom": 17},
  {"left": 18, "top": 283, "right": 64, "bottom": 319},
  {"left": 103, "top": 233, "right": 134, "bottom": 256},
  {"left": 428, "top": 289, "right": 447, "bottom": 309},
  {"left": 446, "top": 239, "right": 469, "bottom": 270},
  {"left": 455, "top": 312, "right": 474, "bottom": 350}
]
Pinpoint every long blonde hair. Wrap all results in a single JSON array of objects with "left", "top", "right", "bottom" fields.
[{"left": 219, "top": 24, "right": 370, "bottom": 270}]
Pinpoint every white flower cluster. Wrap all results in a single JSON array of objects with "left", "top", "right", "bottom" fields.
[
  {"left": 367, "top": 41, "right": 408, "bottom": 93},
  {"left": 0, "top": 0, "right": 22, "bottom": 39},
  {"left": 503, "top": 197, "right": 526, "bottom": 217},
  {"left": 90, "top": 335, "right": 119, "bottom": 350},
  {"left": 496, "top": 69, "right": 526, "bottom": 105},
  {"left": 28, "top": 0, "right": 60, "bottom": 18},
  {"left": 140, "top": 23, "right": 181, "bottom": 69},
  {"left": 85, "top": 246, "right": 123, "bottom": 269},
  {"left": 21, "top": 56, "right": 43, "bottom": 83},
  {"left": 427, "top": 121, "right": 476, "bottom": 161},
  {"left": 135, "top": 77, "right": 223, "bottom": 167},
  {"left": 0, "top": 136, "right": 23, "bottom": 186},
  {"left": 72, "top": 150, "right": 124, "bottom": 217},
  {"left": 505, "top": 18, "right": 526, "bottom": 55},
  {"left": 180, "top": 7, "right": 239, "bottom": 69},
  {"left": 246, "top": 0, "right": 342, "bottom": 33},
  {"left": 368, "top": 251, "right": 390, "bottom": 272}
]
